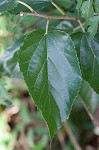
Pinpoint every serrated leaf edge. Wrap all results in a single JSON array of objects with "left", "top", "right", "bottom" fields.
[{"left": 18, "top": 29, "right": 82, "bottom": 138}]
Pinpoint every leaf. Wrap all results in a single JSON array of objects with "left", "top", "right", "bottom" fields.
[
  {"left": 72, "top": 32, "right": 99, "bottom": 94},
  {"left": 81, "top": 0, "right": 94, "bottom": 24},
  {"left": 76, "top": 0, "right": 82, "bottom": 10},
  {"left": 54, "top": 0, "right": 75, "bottom": 9},
  {"left": 18, "top": 29, "right": 82, "bottom": 138},
  {"left": 56, "top": 20, "right": 73, "bottom": 34},
  {"left": 10, "top": 0, "right": 51, "bottom": 14},
  {"left": 79, "top": 80, "right": 99, "bottom": 112},
  {"left": 88, "top": 16, "right": 99, "bottom": 38},
  {"left": 94, "top": 0, "right": 99, "bottom": 13},
  {"left": 71, "top": 32, "right": 84, "bottom": 60},
  {"left": 0, "top": 0, "right": 17, "bottom": 14},
  {"left": 0, "top": 79, "right": 12, "bottom": 106},
  {"left": 80, "top": 33, "right": 99, "bottom": 94},
  {"left": 0, "top": 38, "right": 23, "bottom": 78}
]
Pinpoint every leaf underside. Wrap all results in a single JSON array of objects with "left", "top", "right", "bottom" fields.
[{"left": 18, "top": 29, "right": 81, "bottom": 138}]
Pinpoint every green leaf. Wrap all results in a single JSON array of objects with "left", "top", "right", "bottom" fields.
[
  {"left": 94, "top": 0, "right": 99, "bottom": 13},
  {"left": 71, "top": 32, "right": 84, "bottom": 60},
  {"left": 0, "top": 79, "right": 12, "bottom": 106},
  {"left": 0, "top": 38, "right": 23, "bottom": 78},
  {"left": 18, "top": 29, "right": 82, "bottom": 138},
  {"left": 54, "top": 0, "right": 75, "bottom": 9},
  {"left": 72, "top": 32, "right": 99, "bottom": 94},
  {"left": 80, "top": 33, "right": 99, "bottom": 94},
  {"left": 88, "top": 16, "right": 99, "bottom": 38},
  {"left": 79, "top": 80, "right": 99, "bottom": 112},
  {"left": 76, "top": 0, "right": 82, "bottom": 10},
  {"left": 0, "top": 0, "right": 17, "bottom": 14},
  {"left": 56, "top": 20, "right": 73, "bottom": 34},
  {"left": 11, "top": 0, "right": 51, "bottom": 14},
  {"left": 81, "top": 0, "right": 94, "bottom": 24}
]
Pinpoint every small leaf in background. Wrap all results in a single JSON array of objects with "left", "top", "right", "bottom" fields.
[
  {"left": 56, "top": 20, "right": 73, "bottom": 34},
  {"left": 0, "top": 79, "right": 12, "bottom": 106},
  {"left": 81, "top": 0, "right": 94, "bottom": 24},
  {"left": 0, "top": 38, "right": 23, "bottom": 78},
  {"left": 88, "top": 16, "right": 99, "bottom": 38},
  {"left": 18, "top": 29, "right": 82, "bottom": 138},
  {"left": 76, "top": 0, "right": 82, "bottom": 10},
  {"left": 0, "top": 0, "right": 17, "bottom": 14},
  {"left": 79, "top": 80, "right": 99, "bottom": 113},
  {"left": 54, "top": 0, "right": 75, "bottom": 9},
  {"left": 10, "top": 0, "right": 51, "bottom": 15},
  {"left": 94, "top": 0, "right": 99, "bottom": 13},
  {"left": 80, "top": 33, "right": 99, "bottom": 94}
]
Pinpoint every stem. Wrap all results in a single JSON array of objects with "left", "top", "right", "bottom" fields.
[
  {"left": 94, "top": 13, "right": 99, "bottom": 16},
  {"left": 73, "top": 22, "right": 85, "bottom": 32},
  {"left": 45, "top": 19, "right": 49, "bottom": 34},
  {"left": 77, "top": 20, "right": 85, "bottom": 32},
  {"left": 51, "top": 0, "right": 65, "bottom": 15},
  {"left": 57, "top": 131, "right": 65, "bottom": 150},
  {"left": 81, "top": 100, "right": 99, "bottom": 127},
  {"left": 20, "top": 12, "right": 81, "bottom": 20},
  {"left": 81, "top": 100, "right": 94, "bottom": 122},
  {"left": 18, "top": 0, "right": 34, "bottom": 12},
  {"left": 78, "top": 95, "right": 99, "bottom": 128},
  {"left": 64, "top": 123, "right": 82, "bottom": 150}
]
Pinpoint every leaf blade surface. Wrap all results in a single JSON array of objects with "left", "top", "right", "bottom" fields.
[{"left": 18, "top": 29, "right": 82, "bottom": 137}]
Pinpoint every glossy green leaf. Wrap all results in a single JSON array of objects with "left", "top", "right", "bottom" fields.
[
  {"left": 11, "top": 0, "right": 51, "bottom": 14},
  {"left": 72, "top": 32, "right": 99, "bottom": 94},
  {"left": 88, "top": 16, "right": 99, "bottom": 38},
  {"left": 80, "top": 33, "right": 99, "bottom": 94},
  {"left": 0, "top": 0, "right": 17, "bottom": 14},
  {"left": 81, "top": 0, "right": 94, "bottom": 23},
  {"left": 18, "top": 29, "right": 82, "bottom": 138}
]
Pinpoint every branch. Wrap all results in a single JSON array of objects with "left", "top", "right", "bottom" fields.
[{"left": 20, "top": 12, "right": 81, "bottom": 20}]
